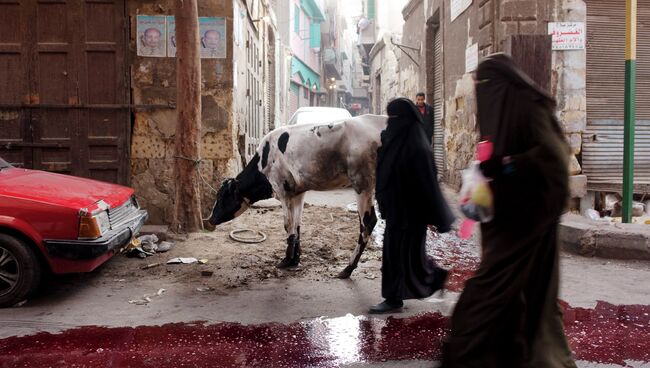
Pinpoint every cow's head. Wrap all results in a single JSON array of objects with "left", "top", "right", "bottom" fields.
[{"left": 208, "top": 178, "right": 250, "bottom": 225}]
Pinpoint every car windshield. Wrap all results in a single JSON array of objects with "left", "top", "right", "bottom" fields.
[
  {"left": 0, "top": 158, "right": 12, "bottom": 170},
  {"left": 289, "top": 109, "right": 351, "bottom": 125}
]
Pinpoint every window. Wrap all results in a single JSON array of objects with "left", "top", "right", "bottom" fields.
[
  {"left": 294, "top": 5, "right": 300, "bottom": 33},
  {"left": 309, "top": 22, "right": 321, "bottom": 49},
  {"left": 367, "top": 0, "right": 375, "bottom": 20}
]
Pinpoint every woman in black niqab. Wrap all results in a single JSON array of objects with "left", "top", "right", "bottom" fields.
[
  {"left": 370, "top": 97, "right": 455, "bottom": 314},
  {"left": 442, "top": 54, "right": 576, "bottom": 367}
]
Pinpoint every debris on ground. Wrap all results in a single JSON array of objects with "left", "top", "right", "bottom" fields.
[
  {"left": 585, "top": 209, "right": 601, "bottom": 220},
  {"left": 122, "top": 235, "right": 175, "bottom": 258},
  {"left": 141, "top": 262, "right": 161, "bottom": 270},
  {"left": 156, "top": 241, "right": 174, "bottom": 252},
  {"left": 167, "top": 257, "right": 199, "bottom": 264},
  {"left": 229, "top": 229, "right": 267, "bottom": 243},
  {"left": 128, "top": 288, "right": 166, "bottom": 306},
  {"left": 201, "top": 271, "right": 214, "bottom": 277}
]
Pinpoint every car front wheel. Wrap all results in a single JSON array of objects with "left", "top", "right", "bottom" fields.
[{"left": 0, "top": 234, "right": 41, "bottom": 308}]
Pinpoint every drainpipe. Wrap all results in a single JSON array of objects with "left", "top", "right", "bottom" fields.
[{"left": 623, "top": 0, "right": 637, "bottom": 223}]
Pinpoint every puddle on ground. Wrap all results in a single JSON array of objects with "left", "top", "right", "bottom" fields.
[{"left": 1, "top": 301, "right": 647, "bottom": 367}]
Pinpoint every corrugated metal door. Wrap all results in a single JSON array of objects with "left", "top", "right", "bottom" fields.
[
  {"left": 432, "top": 28, "right": 445, "bottom": 173},
  {"left": 584, "top": 0, "right": 650, "bottom": 191},
  {"left": 0, "top": 0, "right": 128, "bottom": 184}
]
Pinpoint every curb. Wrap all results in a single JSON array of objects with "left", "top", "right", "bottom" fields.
[{"left": 559, "top": 214, "right": 650, "bottom": 261}]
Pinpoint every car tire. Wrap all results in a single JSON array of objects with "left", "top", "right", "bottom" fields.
[{"left": 0, "top": 234, "right": 42, "bottom": 308}]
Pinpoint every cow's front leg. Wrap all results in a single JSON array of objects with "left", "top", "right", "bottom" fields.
[
  {"left": 277, "top": 193, "right": 305, "bottom": 269},
  {"left": 338, "top": 191, "right": 377, "bottom": 279}
]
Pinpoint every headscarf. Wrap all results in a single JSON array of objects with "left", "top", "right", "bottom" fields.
[
  {"left": 376, "top": 98, "right": 426, "bottom": 194},
  {"left": 475, "top": 53, "right": 564, "bottom": 157}
]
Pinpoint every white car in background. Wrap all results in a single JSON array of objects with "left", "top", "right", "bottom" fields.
[{"left": 287, "top": 107, "right": 352, "bottom": 126}]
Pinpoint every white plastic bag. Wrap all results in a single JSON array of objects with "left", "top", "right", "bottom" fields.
[{"left": 459, "top": 161, "right": 494, "bottom": 223}]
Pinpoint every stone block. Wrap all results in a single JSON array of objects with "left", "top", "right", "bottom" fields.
[
  {"left": 569, "top": 154, "right": 581, "bottom": 175},
  {"left": 149, "top": 109, "right": 177, "bottom": 138},
  {"left": 518, "top": 20, "right": 538, "bottom": 34},
  {"left": 559, "top": 214, "right": 650, "bottom": 260},
  {"left": 561, "top": 111, "right": 586, "bottom": 134},
  {"left": 500, "top": 1, "right": 537, "bottom": 22},
  {"left": 566, "top": 133, "right": 582, "bottom": 155},
  {"left": 479, "top": 1, "right": 493, "bottom": 28},
  {"left": 131, "top": 159, "right": 149, "bottom": 176},
  {"left": 561, "top": 67, "right": 586, "bottom": 90},
  {"left": 479, "top": 26, "right": 494, "bottom": 49},
  {"left": 131, "top": 135, "right": 167, "bottom": 159},
  {"left": 499, "top": 21, "right": 519, "bottom": 39},
  {"left": 569, "top": 174, "right": 587, "bottom": 198},
  {"left": 563, "top": 95, "right": 585, "bottom": 112}
]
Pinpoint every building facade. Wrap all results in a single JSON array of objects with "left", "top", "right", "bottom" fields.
[
  {"left": 0, "top": 0, "right": 278, "bottom": 224},
  {"left": 385, "top": 0, "right": 649, "bottom": 209}
]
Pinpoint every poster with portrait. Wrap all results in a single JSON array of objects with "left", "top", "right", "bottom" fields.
[
  {"left": 137, "top": 15, "right": 166, "bottom": 57},
  {"left": 167, "top": 16, "right": 176, "bottom": 57},
  {"left": 199, "top": 17, "right": 227, "bottom": 59}
]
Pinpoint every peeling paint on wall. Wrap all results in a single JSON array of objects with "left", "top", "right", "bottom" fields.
[
  {"left": 128, "top": 1, "right": 239, "bottom": 225},
  {"left": 444, "top": 73, "right": 478, "bottom": 188},
  {"left": 552, "top": 0, "right": 587, "bottom": 175}
]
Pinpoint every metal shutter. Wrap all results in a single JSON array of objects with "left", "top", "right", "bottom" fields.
[
  {"left": 433, "top": 28, "right": 445, "bottom": 173},
  {"left": 583, "top": 0, "right": 650, "bottom": 191}
]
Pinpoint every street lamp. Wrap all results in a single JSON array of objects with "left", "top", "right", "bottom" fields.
[{"left": 327, "top": 78, "right": 337, "bottom": 107}]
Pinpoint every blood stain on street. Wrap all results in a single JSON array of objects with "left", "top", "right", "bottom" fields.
[{"left": 1, "top": 302, "right": 648, "bottom": 367}]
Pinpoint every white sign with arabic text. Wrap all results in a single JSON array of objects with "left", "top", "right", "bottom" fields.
[
  {"left": 465, "top": 43, "right": 478, "bottom": 73},
  {"left": 548, "top": 22, "right": 585, "bottom": 50}
]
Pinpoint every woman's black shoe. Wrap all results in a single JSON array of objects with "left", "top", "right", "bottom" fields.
[
  {"left": 432, "top": 268, "right": 449, "bottom": 295},
  {"left": 368, "top": 299, "right": 404, "bottom": 314}
]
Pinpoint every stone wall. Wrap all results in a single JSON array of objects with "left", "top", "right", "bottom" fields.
[
  {"left": 552, "top": 0, "right": 587, "bottom": 176},
  {"left": 128, "top": 1, "right": 240, "bottom": 225},
  {"left": 369, "top": 35, "right": 401, "bottom": 115},
  {"left": 438, "top": 0, "right": 479, "bottom": 188}
]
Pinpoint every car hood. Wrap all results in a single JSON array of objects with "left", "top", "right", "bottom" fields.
[{"left": 0, "top": 168, "right": 133, "bottom": 210}]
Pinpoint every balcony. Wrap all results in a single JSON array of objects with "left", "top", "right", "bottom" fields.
[
  {"left": 323, "top": 47, "right": 341, "bottom": 80},
  {"left": 357, "top": 17, "right": 376, "bottom": 55}
]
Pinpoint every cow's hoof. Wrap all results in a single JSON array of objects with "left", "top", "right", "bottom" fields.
[
  {"left": 337, "top": 266, "right": 354, "bottom": 279},
  {"left": 277, "top": 257, "right": 299, "bottom": 269}
]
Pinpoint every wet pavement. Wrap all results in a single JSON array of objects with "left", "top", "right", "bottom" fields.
[
  {"left": 1, "top": 301, "right": 648, "bottom": 367},
  {"left": 2, "top": 194, "right": 650, "bottom": 367}
]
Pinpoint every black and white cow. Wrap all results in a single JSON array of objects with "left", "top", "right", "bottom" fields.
[{"left": 208, "top": 114, "right": 388, "bottom": 279}]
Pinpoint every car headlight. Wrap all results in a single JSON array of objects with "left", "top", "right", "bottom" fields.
[{"left": 78, "top": 211, "right": 110, "bottom": 240}]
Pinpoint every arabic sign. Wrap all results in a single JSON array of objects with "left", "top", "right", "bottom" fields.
[
  {"left": 451, "top": 0, "right": 472, "bottom": 22},
  {"left": 465, "top": 43, "right": 478, "bottom": 73},
  {"left": 548, "top": 22, "right": 585, "bottom": 51}
]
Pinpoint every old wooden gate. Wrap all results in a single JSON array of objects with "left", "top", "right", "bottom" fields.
[{"left": 0, "top": 0, "right": 129, "bottom": 184}]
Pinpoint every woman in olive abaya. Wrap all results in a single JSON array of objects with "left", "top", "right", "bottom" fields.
[
  {"left": 370, "top": 97, "right": 455, "bottom": 314},
  {"left": 442, "top": 54, "right": 577, "bottom": 367}
]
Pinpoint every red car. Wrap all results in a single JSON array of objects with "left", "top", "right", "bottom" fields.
[{"left": 0, "top": 158, "right": 148, "bottom": 307}]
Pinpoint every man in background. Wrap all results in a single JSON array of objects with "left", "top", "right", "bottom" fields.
[{"left": 415, "top": 92, "right": 434, "bottom": 145}]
